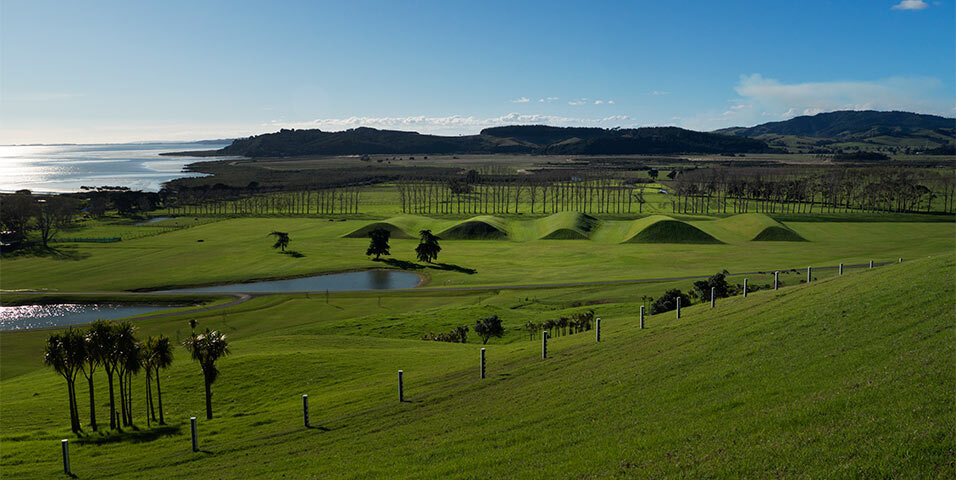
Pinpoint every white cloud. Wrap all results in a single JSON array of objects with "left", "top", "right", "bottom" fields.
[
  {"left": 568, "top": 98, "right": 588, "bottom": 105},
  {"left": 734, "top": 73, "right": 946, "bottom": 116},
  {"left": 651, "top": 91, "right": 670, "bottom": 96},
  {"left": 538, "top": 96, "right": 560, "bottom": 103},
  {"left": 265, "top": 113, "right": 635, "bottom": 135},
  {"left": 594, "top": 100, "right": 604, "bottom": 105},
  {"left": 608, "top": 100, "right": 615, "bottom": 104},
  {"left": 511, "top": 96, "right": 530, "bottom": 103},
  {"left": 678, "top": 73, "right": 952, "bottom": 131},
  {"left": 892, "top": 0, "right": 929, "bottom": 10}
]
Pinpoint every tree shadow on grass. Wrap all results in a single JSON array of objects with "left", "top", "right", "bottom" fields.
[
  {"left": 75, "top": 424, "right": 181, "bottom": 445},
  {"left": 1, "top": 245, "right": 90, "bottom": 261},
  {"left": 282, "top": 250, "right": 305, "bottom": 258},
  {"left": 380, "top": 258, "right": 476, "bottom": 275}
]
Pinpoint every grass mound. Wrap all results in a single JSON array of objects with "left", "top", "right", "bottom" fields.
[
  {"left": 541, "top": 228, "right": 590, "bottom": 240},
  {"left": 342, "top": 222, "right": 413, "bottom": 239},
  {"left": 714, "top": 213, "right": 806, "bottom": 241},
  {"left": 437, "top": 216, "right": 508, "bottom": 240},
  {"left": 753, "top": 225, "right": 808, "bottom": 241},
  {"left": 537, "top": 212, "right": 599, "bottom": 240},
  {"left": 624, "top": 215, "right": 722, "bottom": 244}
]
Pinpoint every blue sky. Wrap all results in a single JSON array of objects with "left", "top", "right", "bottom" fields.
[{"left": 1, "top": 0, "right": 953, "bottom": 143}]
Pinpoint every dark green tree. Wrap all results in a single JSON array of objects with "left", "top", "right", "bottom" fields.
[
  {"left": 415, "top": 229, "right": 441, "bottom": 263},
  {"left": 269, "top": 231, "right": 290, "bottom": 252},
  {"left": 693, "top": 270, "right": 730, "bottom": 300},
  {"left": 366, "top": 228, "right": 391, "bottom": 260},
  {"left": 183, "top": 328, "right": 231, "bottom": 420},
  {"left": 81, "top": 322, "right": 109, "bottom": 431},
  {"left": 44, "top": 329, "right": 85, "bottom": 433},
  {"left": 151, "top": 335, "right": 174, "bottom": 424},
  {"left": 650, "top": 289, "right": 691, "bottom": 314},
  {"left": 474, "top": 315, "right": 504, "bottom": 345}
]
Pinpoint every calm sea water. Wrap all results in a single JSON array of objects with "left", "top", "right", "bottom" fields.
[{"left": 0, "top": 142, "right": 232, "bottom": 193}]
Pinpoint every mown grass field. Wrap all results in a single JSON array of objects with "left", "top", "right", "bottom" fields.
[
  {"left": 1, "top": 214, "right": 952, "bottom": 292},
  {"left": 0, "top": 255, "right": 952, "bottom": 478}
]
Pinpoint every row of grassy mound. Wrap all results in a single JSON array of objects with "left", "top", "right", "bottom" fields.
[{"left": 343, "top": 213, "right": 804, "bottom": 244}]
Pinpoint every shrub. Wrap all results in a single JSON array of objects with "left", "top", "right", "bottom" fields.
[{"left": 650, "top": 289, "right": 691, "bottom": 314}]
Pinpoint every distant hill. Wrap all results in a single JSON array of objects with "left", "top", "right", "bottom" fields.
[
  {"left": 717, "top": 110, "right": 954, "bottom": 138},
  {"left": 716, "top": 110, "right": 955, "bottom": 154},
  {"left": 211, "top": 125, "right": 776, "bottom": 158}
]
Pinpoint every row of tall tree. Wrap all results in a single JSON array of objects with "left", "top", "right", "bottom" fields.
[
  {"left": 396, "top": 178, "right": 648, "bottom": 215},
  {"left": 523, "top": 310, "right": 596, "bottom": 340},
  {"left": 665, "top": 167, "right": 956, "bottom": 215},
  {"left": 165, "top": 187, "right": 362, "bottom": 216},
  {"left": 44, "top": 320, "right": 231, "bottom": 435},
  {"left": 43, "top": 321, "right": 173, "bottom": 433}
]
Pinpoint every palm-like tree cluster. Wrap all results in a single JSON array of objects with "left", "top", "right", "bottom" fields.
[
  {"left": 43, "top": 320, "right": 174, "bottom": 434},
  {"left": 524, "top": 310, "right": 595, "bottom": 340},
  {"left": 420, "top": 325, "right": 468, "bottom": 343}
]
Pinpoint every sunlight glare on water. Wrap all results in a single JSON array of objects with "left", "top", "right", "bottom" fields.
[
  {"left": 0, "top": 304, "right": 166, "bottom": 330},
  {"left": 0, "top": 143, "right": 232, "bottom": 193}
]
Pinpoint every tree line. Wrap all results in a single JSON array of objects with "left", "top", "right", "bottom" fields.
[
  {"left": 665, "top": 166, "right": 956, "bottom": 215},
  {"left": 396, "top": 176, "right": 651, "bottom": 216},
  {"left": 0, "top": 191, "right": 80, "bottom": 248},
  {"left": 523, "top": 310, "right": 596, "bottom": 340},
  {"left": 165, "top": 187, "right": 362, "bottom": 216}
]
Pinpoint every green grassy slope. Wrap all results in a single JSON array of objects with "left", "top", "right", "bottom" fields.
[{"left": 1, "top": 256, "right": 952, "bottom": 478}]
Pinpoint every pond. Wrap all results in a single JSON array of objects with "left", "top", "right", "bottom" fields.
[
  {"left": 0, "top": 304, "right": 168, "bottom": 331},
  {"left": 156, "top": 270, "right": 422, "bottom": 293},
  {"left": 135, "top": 217, "right": 172, "bottom": 225}
]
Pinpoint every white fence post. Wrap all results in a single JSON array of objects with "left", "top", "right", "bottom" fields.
[
  {"left": 190, "top": 417, "right": 198, "bottom": 452},
  {"left": 302, "top": 394, "right": 309, "bottom": 428},
  {"left": 595, "top": 318, "right": 601, "bottom": 342},
  {"left": 61, "top": 439, "right": 70, "bottom": 475},
  {"left": 774, "top": 271, "right": 779, "bottom": 290},
  {"left": 839, "top": 263, "right": 843, "bottom": 275},
  {"left": 480, "top": 348, "right": 486, "bottom": 379},
  {"left": 398, "top": 370, "right": 404, "bottom": 402},
  {"left": 743, "top": 279, "right": 748, "bottom": 298},
  {"left": 639, "top": 306, "right": 645, "bottom": 329}
]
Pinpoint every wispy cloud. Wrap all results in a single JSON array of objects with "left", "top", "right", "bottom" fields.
[
  {"left": 511, "top": 96, "right": 530, "bottom": 103},
  {"left": 734, "top": 73, "right": 947, "bottom": 117},
  {"left": 892, "top": 0, "right": 929, "bottom": 10},
  {"left": 265, "top": 113, "right": 634, "bottom": 135},
  {"left": 651, "top": 91, "right": 670, "bottom": 96},
  {"left": 679, "top": 73, "right": 952, "bottom": 131},
  {"left": 538, "top": 97, "right": 559, "bottom": 103},
  {"left": 568, "top": 98, "right": 588, "bottom": 105},
  {"left": 593, "top": 100, "right": 615, "bottom": 105}
]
